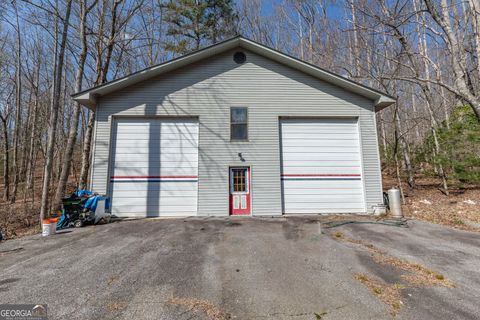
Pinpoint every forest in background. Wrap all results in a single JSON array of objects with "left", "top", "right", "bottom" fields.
[{"left": 0, "top": 0, "right": 479, "bottom": 236}]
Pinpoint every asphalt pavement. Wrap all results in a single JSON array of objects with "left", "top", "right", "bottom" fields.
[{"left": 0, "top": 217, "right": 479, "bottom": 319}]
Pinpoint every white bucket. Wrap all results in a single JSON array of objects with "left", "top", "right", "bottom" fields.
[
  {"left": 42, "top": 222, "right": 52, "bottom": 236},
  {"left": 42, "top": 218, "right": 58, "bottom": 237},
  {"left": 373, "top": 204, "right": 387, "bottom": 216}
]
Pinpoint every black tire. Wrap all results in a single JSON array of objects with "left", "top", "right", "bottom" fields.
[{"left": 73, "top": 220, "right": 84, "bottom": 228}]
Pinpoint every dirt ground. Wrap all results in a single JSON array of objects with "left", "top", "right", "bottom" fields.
[
  {"left": 0, "top": 201, "right": 40, "bottom": 239},
  {"left": 1, "top": 176, "right": 479, "bottom": 239},
  {"left": 383, "top": 175, "right": 480, "bottom": 232},
  {"left": 0, "top": 179, "right": 77, "bottom": 240}
]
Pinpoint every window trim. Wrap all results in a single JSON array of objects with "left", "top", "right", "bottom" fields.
[{"left": 230, "top": 107, "right": 249, "bottom": 141}]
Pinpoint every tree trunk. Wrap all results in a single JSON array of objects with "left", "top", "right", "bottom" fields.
[
  {"left": 378, "top": 111, "right": 388, "bottom": 157},
  {"left": 11, "top": 1, "right": 22, "bottom": 203},
  {"left": 417, "top": 14, "right": 449, "bottom": 193},
  {"left": 26, "top": 56, "right": 41, "bottom": 198},
  {"left": 78, "top": 0, "right": 121, "bottom": 191},
  {"left": 53, "top": 0, "right": 94, "bottom": 211},
  {"left": 1, "top": 115, "right": 9, "bottom": 201},
  {"left": 392, "top": 106, "right": 406, "bottom": 204},
  {"left": 78, "top": 112, "right": 94, "bottom": 190},
  {"left": 411, "top": 94, "right": 421, "bottom": 142},
  {"left": 25, "top": 94, "right": 38, "bottom": 195},
  {"left": 350, "top": 0, "right": 360, "bottom": 78},
  {"left": 39, "top": 0, "right": 73, "bottom": 223},
  {"left": 396, "top": 108, "right": 415, "bottom": 188}
]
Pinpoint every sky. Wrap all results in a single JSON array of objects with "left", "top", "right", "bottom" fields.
[{"left": 260, "top": 0, "right": 347, "bottom": 20}]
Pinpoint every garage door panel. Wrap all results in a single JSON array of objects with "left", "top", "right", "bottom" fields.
[
  {"left": 113, "top": 147, "right": 199, "bottom": 155},
  {"left": 280, "top": 119, "right": 365, "bottom": 214},
  {"left": 282, "top": 153, "right": 361, "bottom": 161},
  {"left": 111, "top": 190, "right": 198, "bottom": 198},
  {"left": 113, "top": 196, "right": 197, "bottom": 207},
  {"left": 282, "top": 188, "right": 364, "bottom": 195},
  {"left": 112, "top": 172, "right": 198, "bottom": 178},
  {"left": 282, "top": 146, "right": 361, "bottom": 154},
  {"left": 110, "top": 118, "right": 198, "bottom": 217},
  {"left": 281, "top": 133, "right": 359, "bottom": 140},
  {"left": 114, "top": 166, "right": 197, "bottom": 176},
  {"left": 111, "top": 182, "right": 197, "bottom": 192},
  {"left": 114, "top": 138, "right": 198, "bottom": 148},
  {"left": 281, "top": 121, "right": 357, "bottom": 128},
  {"left": 281, "top": 139, "right": 360, "bottom": 148},
  {"left": 281, "top": 125, "right": 358, "bottom": 133},
  {"left": 282, "top": 179, "right": 363, "bottom": 190},
  {"left": 116, "top": 120, "right": 198, "bottom": 129},
  {"left": 282, "top": 194, "right": 365, "bottom": 202},
  {"left": 115, "top": 130, "right": 197, "bottom": 136},
  {"left": 115, "top": 127, "right": 198, "bottom": 135},
  {"left": 113, "top": 160, "right": 198, "bottom": 168},
  {"left": 111, "top": 154, "right": 199, "bottom": 163},
  {"left": 283, "top": 207, "right": 364, "bottom": 214},
  {"left": 282, "top": 165, "right": 361, "bottom": 172},
  {"left": 113, "top": 167, "right": 197, "bottom": 173},
  {"left": 284, "top": 200, "right": 364, "bottom": 208},
  {"left": 115, "top": 125, "right": 198, "bottom": 133},
  {"left": 111, "top": 205, "right": 197, "bottom": 217}
]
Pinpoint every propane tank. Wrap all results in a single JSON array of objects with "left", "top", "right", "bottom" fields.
[{"left": 387, "top": 188, "right": 403, "bottom": 218}]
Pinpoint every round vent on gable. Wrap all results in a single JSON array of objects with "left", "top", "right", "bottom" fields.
[{"left": 233, "top": 51, "right": 246, "bottom": 64}]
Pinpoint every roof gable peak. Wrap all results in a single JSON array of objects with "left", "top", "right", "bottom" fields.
[{"left": 73, "top": 36, "right": 395, "bottom": 111}]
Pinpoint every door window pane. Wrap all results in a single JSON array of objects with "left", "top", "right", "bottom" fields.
[{"left": 232, "top": 169, "right": 247, "bottom": 192}]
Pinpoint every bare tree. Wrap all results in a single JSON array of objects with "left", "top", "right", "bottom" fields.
[
  {"left": 421, "top": 0, "right": 480, "bottom": 120},
  {"left": 79, "top": 0, "right": 143, "bottom": 190},
  {"left": 10, "top": 1, "right": 22, "bottom": 202},
  {"left": 54, "top": 0, "right": 98, "bottom": 210},
  {"left": 0, "top": 106, "right": 10, "bottom": 201},
  {"left": 40, "top": 0, "right": 73, "bottom": 221}
]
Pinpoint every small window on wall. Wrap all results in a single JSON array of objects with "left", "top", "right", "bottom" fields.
[{"left": 231, "top": 107, "right": 248, "bottom": 141}]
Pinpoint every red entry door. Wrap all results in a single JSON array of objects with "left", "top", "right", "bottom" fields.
[{"left": 229, "top": 167, "right": 251, "bottom": 215}]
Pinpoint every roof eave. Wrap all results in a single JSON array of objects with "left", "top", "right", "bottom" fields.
[
  {"left": 74, "top": 92, "right": 97, "bottom": 110},
  {"left": 72, "top": 36, "right": 396, "bottom": 111},
  {"left": 374, "top": 96, "right": 396, "bottom": 112}
]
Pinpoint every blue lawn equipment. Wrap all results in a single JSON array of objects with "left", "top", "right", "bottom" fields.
[{"left": 57, "top": 190, "right": 110, "bottom": 230}]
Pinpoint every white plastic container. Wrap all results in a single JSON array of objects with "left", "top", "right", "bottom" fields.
[
  {"left": 373, "top": 204, "right": 387, "bottom": 216},
  {"left": 42, "top": 218, "right": 58, "bottom": 236},
  {"left": 42, "top": 220, "right": 52, "bottom": 237}
]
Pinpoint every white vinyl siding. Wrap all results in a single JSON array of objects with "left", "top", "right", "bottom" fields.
[
  {"left": 90, "top": 48, "right": 383, "bottom": 216},
  {"left": 109, "top": 118, "right": 198, "bottom": 217},
  {"left": 280, "top": 118, "right": 365, "bottom": 214}
]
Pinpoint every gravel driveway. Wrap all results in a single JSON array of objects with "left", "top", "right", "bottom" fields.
[{"left": 0, "top": 217, "right": 479, "bottom": 319}]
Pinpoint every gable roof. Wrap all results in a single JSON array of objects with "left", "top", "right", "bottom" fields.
[{"left": 72, "top": 36, "right": 396, "bottom": 111}]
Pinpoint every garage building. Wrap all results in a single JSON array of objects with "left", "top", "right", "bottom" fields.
[{"left": 73, "top": 36, "right": 395, "bottom": 217}]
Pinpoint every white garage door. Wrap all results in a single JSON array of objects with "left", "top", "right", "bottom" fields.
[
  {"left": 280, "top": 118, "right": 365, "bottom": 214},
  {"left": 109, "top": 118, "right": 198, "bottom": 217}
]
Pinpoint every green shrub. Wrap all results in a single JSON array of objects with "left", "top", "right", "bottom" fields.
[{"left": 424, "top": 105, "right": 480, "bottom": 184}]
